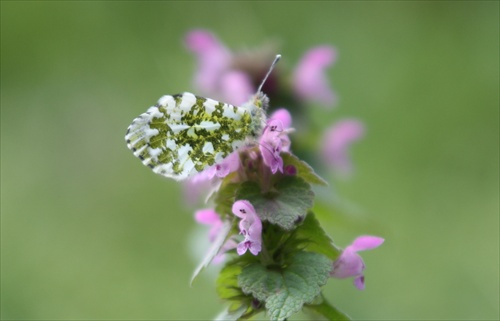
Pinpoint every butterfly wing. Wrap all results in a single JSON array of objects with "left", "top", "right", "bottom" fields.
[{"left": 125, "top": 92, "right": 253, "bottom": 180}]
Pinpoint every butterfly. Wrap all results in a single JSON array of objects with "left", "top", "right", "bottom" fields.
[{"left": 125, "top": 55, "right": 280, "bottom": 181}]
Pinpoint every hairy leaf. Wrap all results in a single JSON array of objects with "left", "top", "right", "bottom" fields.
[
  {"left": 238, "top": 251, "right": 331, "bottom": 321},
  {"left": 237, "top": 176, "right": 314, "bottom": 230}
]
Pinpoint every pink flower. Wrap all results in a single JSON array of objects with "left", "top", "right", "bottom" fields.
[
  {"left": 270, "top": 108, "right": 293, "bottom": 129},
  {"left": 182, "top": 152, "right": 241, "bottom": 204},
  {"left": 293, "top": 46, "right": 337, "bottom": 107},
  {"left": 194, "top": 209, "right": 223, "bottom": 242},
  {"left": 269, "top": 108, "right": 292, "bottom": 152},
  {"left": 203, "top": 151, "right": 241, "bottom": 180},
  {"left": 321, "top": 119, "right": 365, "bottom": 175},
  {"left": 260, "top": 127, "right": 284, "bottom": 174},
  {"left": 232, "top": 200, "right": 262, "bottom": 256},
  {"left": 237, "top": 238, "right": 262, "bottom": 256},
  {"left": 330, "top": 236, "right": 384, "bottom": 290},
  {"left": 259, "top": 109, "right": 294, "bottom": 174},
  {"left": 182, "top": 176, "right": 213, "bottom": 205},
  {"left": 194, "top": 209, "right": 239, "bottom": 264}
]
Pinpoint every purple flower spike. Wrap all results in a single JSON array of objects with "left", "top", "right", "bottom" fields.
[
  {"left": 293, "top": 46, "right": 337, "bottom": 106},
  {"left": 194, "top": 209, "right": 223, "bottom": 242},
  {"left": 321, "top": 119, "right": 365, "bottom": 175},
  {"left": 330, "top": 236, "right": 384, "bottom": 290},
  {"left": 185, "top": 30, "right": 231, "bottom": 96}
]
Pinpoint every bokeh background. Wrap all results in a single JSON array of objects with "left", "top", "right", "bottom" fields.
[{"left": 1, "top": 1, "right": 498, "bottom": 320}]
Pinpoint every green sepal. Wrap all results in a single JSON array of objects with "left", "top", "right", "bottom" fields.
[{"left": 236, "top": 176, "right": 314, "bottom": 230}]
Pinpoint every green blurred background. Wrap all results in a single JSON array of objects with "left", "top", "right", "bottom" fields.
[{"left": 1, "top": 1, "right": 498, "bottom": 320}]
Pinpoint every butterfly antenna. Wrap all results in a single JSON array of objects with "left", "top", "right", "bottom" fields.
[{"left": 257, "top": 54, "right": 281, "bottom": 93}]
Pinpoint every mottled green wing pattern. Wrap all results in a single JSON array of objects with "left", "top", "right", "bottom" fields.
[{"left": 125, "top": 92, "right": 254, "bottom": 181}]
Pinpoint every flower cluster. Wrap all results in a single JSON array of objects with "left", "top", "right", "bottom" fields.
[
  {"left": 185, "top": 29, "right": 364, "bottom": 177},
  {"left": 186, "top": 30, "right": 383, "bottom": 321}
]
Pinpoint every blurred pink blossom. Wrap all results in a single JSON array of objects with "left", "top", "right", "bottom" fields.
[
  {"left": 185, "top": 30, "right": 232, "bottom": 99},
  {"left": 321, "top": 119, "right": 364, "bottom": 175},
  {"left": 293, "top": 46, "right": 337, "bottom": 107},
  {"left": 194, "top": 208, "right": 223, "bottom": 242}
]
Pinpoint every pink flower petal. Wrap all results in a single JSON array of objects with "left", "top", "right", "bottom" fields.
[
  {"left": 219, "top": 71, "right": 254, "bottom": 105},
  {"left": 330, "top": 250, "right": 365, "bottom": 279},
  {"left": 260, "top": 123, "right": 285, "bottom": 174},
  {"left": 260, "top": 135, "right": 284, "bottom": 174},
  {"left": 353, "top": 275, "right": 365, "bottom": 290},
  {"left": 236, "top": 242, "right": 247, "bottom": 255},
  {"left": 348, "top": 236, "right": 385, "bottom": 253},
  {"left": 236, "top": 238, "right": 262, "bottom": 256},
  {"left": 232, "top": 200, "right": 256, "bottom": 219},
  {"left": 248, "top": 240, "right": 262, "bottom": 256},
  {"left": 182, "top": 176, "right": 212, "bottom": 204},
  {"left": 194, "top": 208, "right": 220, "bottom": 225},
  {"left": 213, "top": 239, "right": 238, "bottom": 264},
  {"left": 293, "top": 46, "right": 337, "bottom": 106},
  {"left": 194, "top": 209, "right": 223, "bottom": 242},
  {"left": 330, "top": 235, "right": 383, "bottom": 290},
  {"left": 212, "top": 151, "right": 241, "bottom": 178},
  {"left": 270, "top": 108, "right": 292, "bottom": 129},
  {"left": 185, "top": 30, "right": 223, "bottom": 53}
]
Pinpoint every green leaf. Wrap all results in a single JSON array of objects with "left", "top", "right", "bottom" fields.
[
  {"left": 238, "top": 251, "right": 332, "bottom": 321},
  {"left": 281, "top": 152, "right": 328, "bottom": 186},
  {"left": 190, "top": 220, "right": 232, "bottom": 285},
  {"left": 305, "top": 294, "right": 351, "bottom": 320},
  {"left": 217, "top": 264, "right": 244, "bottom": 300},
  {"left": 295, "top": 211, "right": 341, "bottom": 261},
  {"left": 237, "top": 176, "right": 314, "bottom": 230}
]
